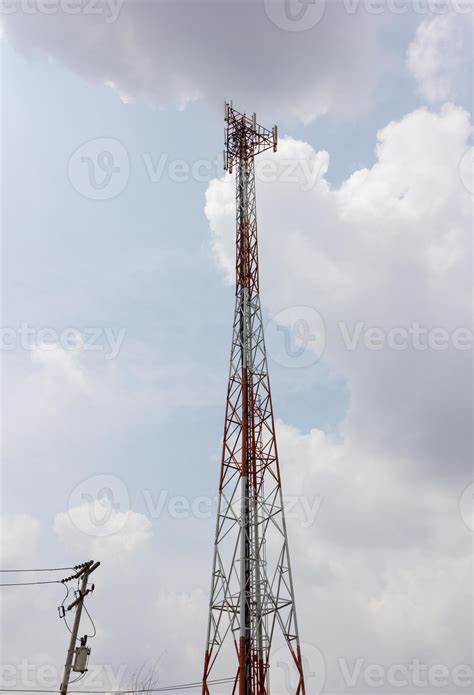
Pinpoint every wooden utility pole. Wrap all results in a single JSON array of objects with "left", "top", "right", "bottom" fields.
[{"left": 60, "top": 560, "right": 100, "bottom": 695}]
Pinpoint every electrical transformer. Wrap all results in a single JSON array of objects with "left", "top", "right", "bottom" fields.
[{"left": 73, "top": 645, "right": 91, "bottom": 673}]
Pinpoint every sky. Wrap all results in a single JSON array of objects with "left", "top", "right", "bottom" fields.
[{"left": 0, "top": 1, "right": 473, "bottom": 694}]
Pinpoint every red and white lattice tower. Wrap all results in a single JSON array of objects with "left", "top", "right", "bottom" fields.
[{"left": 202, "top": 103, "right": 306, "bottom": 695}]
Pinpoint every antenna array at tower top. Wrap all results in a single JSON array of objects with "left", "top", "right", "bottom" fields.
[{"left": 224, "top": 102, "right": 277, "bottom": 173}]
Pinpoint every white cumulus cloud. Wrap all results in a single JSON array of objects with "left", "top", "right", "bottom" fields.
[
  {"left": 53, "top": 500, "right": 152, "bottom": 558},
  {"left": 203, "top": 99, "right": 473, "bottom": 683},
  {"left": 0, "top": 513, "right": 40, "bottom": 564},
  {"left": 407, "top": 13, "right": 471, "bottom": 103},
  {"left": 205, "top": 104, "right": 472, "bottom": 480}
]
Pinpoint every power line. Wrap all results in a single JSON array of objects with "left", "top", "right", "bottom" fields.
[
  {"left": 0, "top": 677, "right": 235, "bottom": 693},
  {"left": 0, "top": 580, "right": 64, "bottom": 587},
  {"left": 0, "top": 567, "right": 75, "bottom": 573},
  {"left": 1, "top": 567, "right": 91, "bottom": 587}
]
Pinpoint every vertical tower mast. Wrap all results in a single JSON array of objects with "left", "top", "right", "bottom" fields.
[{"left": 203, "top": 104, "right": 306, "bottom": 695}]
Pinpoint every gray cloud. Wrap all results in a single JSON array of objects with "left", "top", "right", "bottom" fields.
[{"left": 1, "top": 0, "right": 385, "bottom": 123}]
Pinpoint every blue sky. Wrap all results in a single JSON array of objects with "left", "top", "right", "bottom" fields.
[
  {"left": 2, "top": 35, "right": 354, "bottom": 518},
  {"left": 1, "top": 2, "right": 472, "bottom": 693}
]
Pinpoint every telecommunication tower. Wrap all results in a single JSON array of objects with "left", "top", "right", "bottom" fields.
[{"left": 202, "top": 104, "right": 306, "bottom": 695}]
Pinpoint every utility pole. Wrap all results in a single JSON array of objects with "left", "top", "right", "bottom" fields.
[
  {"left": 202, "top": 104, "right": 305, "bottom": 695},
  {"left": 60, "top": 560, "right": 100, "bottom": 695}
]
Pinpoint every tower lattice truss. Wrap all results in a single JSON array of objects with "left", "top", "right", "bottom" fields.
[{"left": 203, "top": 104, "right": 306, "bottom": 695}]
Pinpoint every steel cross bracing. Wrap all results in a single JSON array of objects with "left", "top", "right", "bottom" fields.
[{"left": 203, "top": 104, "right": 305, "bottom": 695}]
